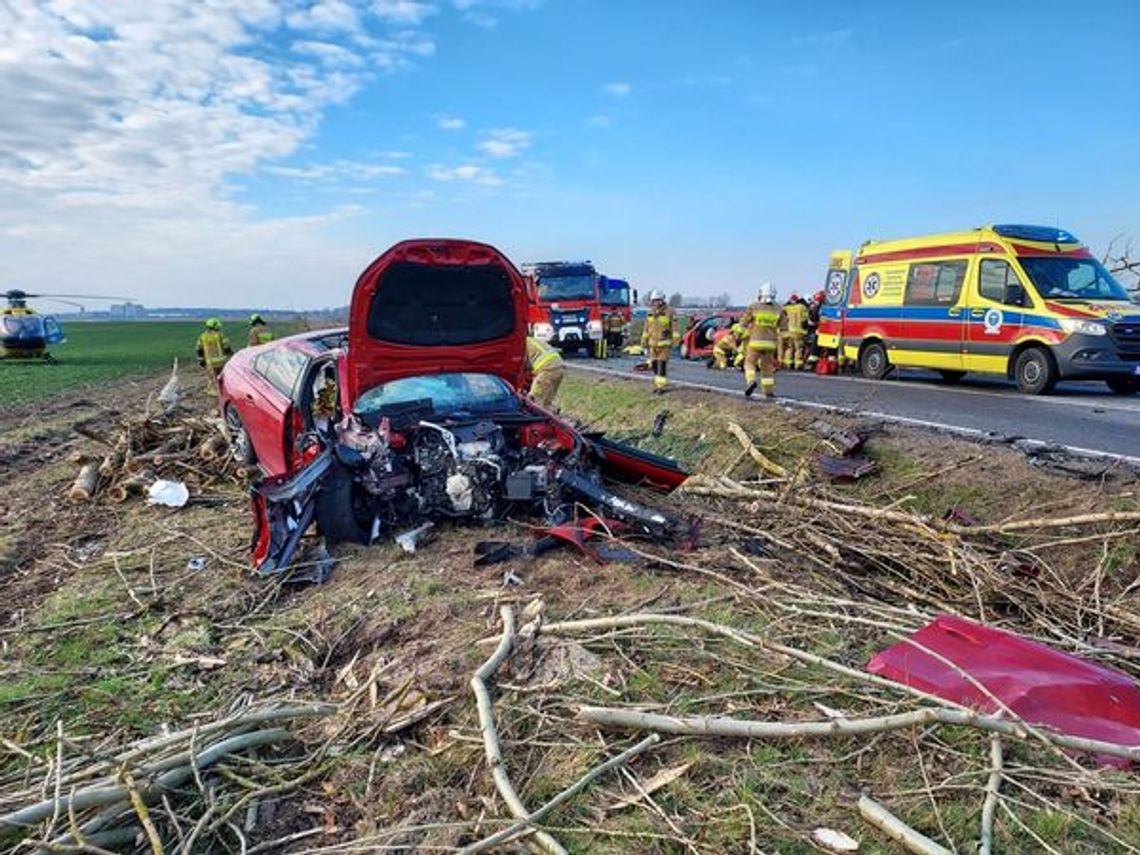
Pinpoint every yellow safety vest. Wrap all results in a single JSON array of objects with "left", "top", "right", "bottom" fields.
[
  {"left": 527, "top": 337, "right": 563, "bottom": 372},
  {"left": 745, "top": 303, "right": 780, "bottom": 349},
  {"left": 197, "top": 331, "right": 229, "bottom": 369},
  {"left": 642, "top": 309, "right": 676, "bottom": 347},
  {"left": 782, "top": 302, "right": 809, "bottom": 335},
  {"left": 253, "top": 327, "right": 274, "bottom": 345}
]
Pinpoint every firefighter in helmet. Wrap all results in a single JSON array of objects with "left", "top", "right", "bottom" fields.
[
  {"left": 778, "top": 292, "right": 810, "bottom": 370},
  {"left": 526, "top": 336, "right": 565, "bottom": 407},
  {"left": 196, "top": 318, "right": 233, "bottom": 394},
  {"left": 742, "top": 283, "right": 780, "bottom": 397},
  {"left": 248, "top": 313, "right": 274, "bottom": 347},
  {"left": 805, "top": 290, "right": 826, "bottom": 368},
  {"left": 641, "top": 290, "right": 676, "bottom": 394},
  {"left": 710, "top": 321, "right": 746, "bottom": 370}
]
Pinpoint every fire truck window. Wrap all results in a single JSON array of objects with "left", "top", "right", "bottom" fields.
[
  {"left": 979, "top": 260, "right": 1018, "bottom": 304},
  {"left": 905, "top": 261, "right": 967, "bottom": 307}
]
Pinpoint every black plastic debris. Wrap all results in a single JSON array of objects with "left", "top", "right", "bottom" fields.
[
  {"left": 807, "top": 419, "right": 866, "bottom": 456},
  {"left": 817, "top": 454, "right": 879, "bottom": 481}
]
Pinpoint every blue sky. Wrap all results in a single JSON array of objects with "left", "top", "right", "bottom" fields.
[{"left": 2, "top": 0, "right": 1138, "bottom": 307}]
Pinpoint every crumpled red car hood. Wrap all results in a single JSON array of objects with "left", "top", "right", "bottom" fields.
[
  {"left": 867, "top": 614, "right": 1140, "bottom": 762},
  {"left": 346, "top": 239, "right": 529, "bottom": 402}
]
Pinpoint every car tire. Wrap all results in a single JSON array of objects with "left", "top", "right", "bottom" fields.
[
  {"left": 1013, "top": 347, "right": 1058, "bottom": 395},
  {"left": 315, "top": 464, "right": 372, "bottom": 545},
  {"left": 1106, "top": 377, "right": 1140, "bottom": 395},
  {"left": 937, "top": 370, "right": 966, "bottom": 383},
  {"left": 223, "top": 404, "right": 257, "bottom": 465},
  {"left": 859, "top": 341, "right": 891, "bottom": 380}
]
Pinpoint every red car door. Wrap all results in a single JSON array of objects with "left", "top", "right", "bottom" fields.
[{"left": 239, "top": 349, "right": 308, "bottom": 476}]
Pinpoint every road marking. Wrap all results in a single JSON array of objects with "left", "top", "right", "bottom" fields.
[{"left": 568, "top": 362, "right": 1140, "bottom": 467}]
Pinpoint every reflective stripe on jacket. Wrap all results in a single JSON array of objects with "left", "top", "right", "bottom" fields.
[
  {"left": 527, "top": 336, "right": 563, "bottom": 372},
  {"left": 641, "top": 308, "right": 676, "bottom": 347},
  {"left": 744, "top": 302, "right": 780, "bottom": 349},
  {"left": 197, "top": 331, "right": 231, "bottom": 368},
  {"left": 248, "top": 326, "right": 274, "bottom": 347}
]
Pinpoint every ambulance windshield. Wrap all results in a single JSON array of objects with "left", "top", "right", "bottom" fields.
[{"left": 1018, "top": 257, "right": 1132, "bottom": 302}]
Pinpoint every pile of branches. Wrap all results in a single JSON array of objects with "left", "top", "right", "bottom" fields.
[
  {"left": 676, "top": 421, "right": 1140, "bottom": 665},
  {"left": 68, "top": 406, "right": 250, "bottom": 505},
  {"left": 0, "top": 704, "right": 335, "bottom": 853}
]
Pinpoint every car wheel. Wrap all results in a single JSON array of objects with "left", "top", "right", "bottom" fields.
[
  {"left": 859, "top": 341, "right": 891, "bottom": 380},
  {"left": 315, "top": 464, "right": 373, "bottom": 545},
  {"left": 223, "top": 404, "right": 256, "bottom": 465},
  {"left": 1106, "top": 377, "right": 1140, "bottom": 395},
  {"left": 1013, "top": 347, "right": 1058, "bottom": 395},
  {"left": 937, "top": 370, "right": 966, "bottom": 383}
]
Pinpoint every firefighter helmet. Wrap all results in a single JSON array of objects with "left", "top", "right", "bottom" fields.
[
  {"left": 249, "top": 313, "right": 264, "bottom": 325},
  {"left": 813, "top": 290, "right": 826, "bottom": 304},
  {"left": 757, "top": 282, "right": 776, "bottom": 303},
  {"left": 788, "top": 291, "right": 800, "bottom": 303},
  {"left": 648, "top": 289, "right": 665, "bottom": 303},
  {"left": 205, "top": 318, "right": 222, "bottom": 330}
]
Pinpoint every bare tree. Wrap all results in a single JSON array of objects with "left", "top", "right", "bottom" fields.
[
  {"left": 668, "top": 292, "right": 683, "bottom": 308},
  {"left": 1104, "top": 234, "right": 1140, "bottom": 294}
]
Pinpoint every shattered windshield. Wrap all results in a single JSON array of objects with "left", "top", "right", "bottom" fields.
[
  {"left": 537, "top": 275, "right": 595, "bottom": 301},
  {"left": 354, "top": 372, "right": 519, "bottom": 418},
  {"left": 1017, "top": 257, "right": 1132, "bottom": 302}
]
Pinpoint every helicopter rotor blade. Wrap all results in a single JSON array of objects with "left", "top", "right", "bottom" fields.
[{"left": 17, "top": 293, "right": 133, "bottom": 301}]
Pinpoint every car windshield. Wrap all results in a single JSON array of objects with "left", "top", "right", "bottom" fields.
[
  {"left": 1018, "top": 257, "right": 1133, "bottom": 302},
  {"left": 537, "top": 274, "right": 595, "bottom": 301},
  {"left": 600, "top": 284, "right": 630, "bottom": 306},
  {"left": 354, "top": 372, "right": 519, "bottom": 418}
]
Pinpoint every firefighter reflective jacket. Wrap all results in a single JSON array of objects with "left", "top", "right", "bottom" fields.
[
  {"left": 641, "top": 307, "right": 677, "bottom": 348},
  {"left": 744, "top": 302, "right": 780, "bottom": 350},
  {"left": 248, "top": 325, "right": 274, "bottom": 347},
  {"left": 781, "top": 302, "right": 809, "bottom": 336},
  {"left": 527, "top": 336, "right": 563, "bottom": 373},
  {"left": 196, "top": 331, "right": 232, "bottom": 369}
]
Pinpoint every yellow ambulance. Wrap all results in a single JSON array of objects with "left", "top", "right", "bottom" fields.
[{"left": 816, "top": 225, "right": 1140, "bottom": 394}]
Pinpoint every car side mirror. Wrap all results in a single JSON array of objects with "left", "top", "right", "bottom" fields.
[{"left": 1005, "top": 283, "right": 1027, "bottom": 307}]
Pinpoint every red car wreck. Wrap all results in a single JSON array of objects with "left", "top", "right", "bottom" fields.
[{"left": 218, "top": 239, "right": 689, "bottom": 580}]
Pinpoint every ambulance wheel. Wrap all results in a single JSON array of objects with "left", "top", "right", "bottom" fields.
[
  {"left": 1013, "top": 347, "right": 1057, "bottom": 395},
  {"left": 224, "top": 404, "right": 257, "bottom": 465},
  {"left": 858, "top": 341, "right": 891, "bottom": 380},
  {"left": 937, "top": 370, "right": 966, "bottom": 383},
  {"left": 1106, "top": 377, "right": 1140, "bottom": 395},
  {"left": 315, "top": 464, "right": 372, "bottom": 545}
]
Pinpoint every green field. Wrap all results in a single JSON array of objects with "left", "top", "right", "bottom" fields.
[{"left": 0, "top": 320, "right": 292, "bottom": 408}]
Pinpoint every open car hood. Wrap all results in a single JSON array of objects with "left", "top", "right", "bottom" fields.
[{"left": 347, "top": 239, "right": 529, "bottom": 403}]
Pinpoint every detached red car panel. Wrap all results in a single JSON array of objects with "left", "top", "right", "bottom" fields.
[
  {"left": 680, "top": 312, "right": 741, "bottom": 359},
  {"left": 217, "top": 239, "right": 689, "bottom": 579},
  {"left": 868, "top": 614, "right": 1140, "bottom": 765}
]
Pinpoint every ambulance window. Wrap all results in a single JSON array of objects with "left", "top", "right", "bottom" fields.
[
  {"left": 905, "top": 261, "right": 967, "bottom": 306},
  {"left": 979, "top": 260, "right": 1019, "bottom": 303}
]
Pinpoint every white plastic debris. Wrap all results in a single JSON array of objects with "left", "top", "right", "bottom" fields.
[
  {"left": 147, "top": 479, "right": 189, "bottom": 508},
  {"left": 186, "top": 555, "right": 208, "bottom": 571},
  {"left": 811, "top": 827, "right": 859, "bottom": 852},
  {"left": 395, "top": 522, "right": 434, "bottom": 553}
]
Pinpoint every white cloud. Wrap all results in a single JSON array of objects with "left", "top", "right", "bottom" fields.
[
  {"left": 285, "top": 1, "right": 362, "bottom": 35},
  {"left": 603, "top": 81, "right": 631, "bottom": 97},
  {"left": 292, "top": 40, "right": 365, "bottom": 67},
  {"left": 476, "top": 127, "right": 532, "bottom": 158},
  {"left": 265, "top": 159, "right": 408, "bottom": 180},
  {"left": 437, "top": 115, "right": 467, "bottom": 131},
  {"left": 426, "top": 163, "right": 502, "bottom": 186},
  {"left": 370, "top": 0, "right": 438, "bottom": 25},
  {"left": 587, "top": 114, "right": 611, "bottom": 129}
]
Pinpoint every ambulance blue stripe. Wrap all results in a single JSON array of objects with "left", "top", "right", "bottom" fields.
[{"left": 839, "top": 306, "right": 1062, "bottom": 330}]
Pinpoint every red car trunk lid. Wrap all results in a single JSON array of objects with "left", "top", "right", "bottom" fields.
[{"left": 346, "top": 239, "right": 529, "bottom": 402}]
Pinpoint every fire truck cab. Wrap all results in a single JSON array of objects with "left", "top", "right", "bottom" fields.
[{"left": 523, "top": 260, "right": 607, "bottom": 357}]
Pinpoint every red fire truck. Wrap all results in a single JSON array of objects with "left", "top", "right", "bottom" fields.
[{"left": 523, "top": 261, "right": 635, "bottom": 357}]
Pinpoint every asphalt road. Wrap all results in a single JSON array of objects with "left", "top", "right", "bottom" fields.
[{"left": 567, "top": 354, "right": 1140, "bottom": 462}]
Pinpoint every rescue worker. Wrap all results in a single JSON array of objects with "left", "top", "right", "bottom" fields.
[
  {"left": 604, "top": 311, "right": 625, "bottom": 356},
  {"left": 312, "top": 364, "right": 338, "bottom": 431},
  {"left": 742, "top": 283, "right": 780, "bottom": 397},
  {"left": 640, "top": 290, "right": 676, "bottom": 394},
  {"left": 778, "top": 293, "right": 810, "bottom": 370},
  {"left": 527, "top": 335, "right": 565, "bottom": 407},
  {"left": 247, "top": 313, "right": 274, "bottom": 347},
  {"left": 805, "top": 290, "right": 826, "bottom": 369},
  {"left": 711, "top": 322, "right": 745, "bottom": 370},
  {"left": 195, "top": 318, "right": 233, "bottom": 394}
]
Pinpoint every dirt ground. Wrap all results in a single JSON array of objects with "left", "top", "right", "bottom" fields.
[{"left": 2, "top": 370, "right": 1139, "bottom": 854}]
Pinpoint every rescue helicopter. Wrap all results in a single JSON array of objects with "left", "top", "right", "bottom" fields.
[{"left": 2, "top": 289, "right": 128, "bottom": 363}]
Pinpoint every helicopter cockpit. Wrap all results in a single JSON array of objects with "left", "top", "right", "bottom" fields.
[{"left": 0, "top": 313, "right": 65, "bottom": 345}]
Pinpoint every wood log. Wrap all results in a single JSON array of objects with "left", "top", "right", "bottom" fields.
[
  {"left": 198, "top": 434, "right": 228, "bottom": 462},
  {"left": 726, "top": 421, "right": 791, "bottom": 480},
  {"left": 98, "top": 451, "right": 123, "bottom": 479},
  {"left": 68, "top": 463, "right": 100, "bottom": 503},
  {"left": 107, "top": 470, "right": 154, "bottom": 503}
]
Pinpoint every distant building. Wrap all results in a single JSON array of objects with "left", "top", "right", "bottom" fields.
[{"left": 107, "top": 302, "right": 147, "bottom": 318}]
